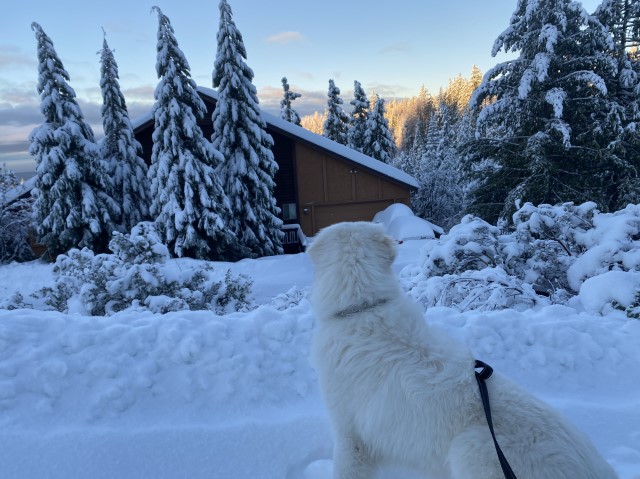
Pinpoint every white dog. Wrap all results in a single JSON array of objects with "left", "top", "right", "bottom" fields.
[{"left": 308, "top": 221, "right": 617, "bottom": 479}]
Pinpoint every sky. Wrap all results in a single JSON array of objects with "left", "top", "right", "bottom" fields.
[{"left": 0, "top": 0, "right": 602, "bottom": 176}]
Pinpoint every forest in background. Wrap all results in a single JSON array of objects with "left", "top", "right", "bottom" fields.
[{"left": 300, "top": 0, "right": 640, "bottom": 231}]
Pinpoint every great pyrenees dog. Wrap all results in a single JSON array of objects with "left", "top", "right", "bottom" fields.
[{"left": 308, "top": 221, "right": 617, "bottom": 479}]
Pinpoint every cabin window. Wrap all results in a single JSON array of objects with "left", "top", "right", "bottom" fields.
[{"left": 282, "top": 203, "right": 298, "bottom": 221}]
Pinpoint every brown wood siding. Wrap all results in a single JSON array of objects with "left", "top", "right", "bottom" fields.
[
  {"left": 295, "top": 142, "right": 411, "bottom": 236},
  {"left": 325, "top": 158, "right": 353, "bottom": 203},
  {"left": 354, "top": 168, "right": 382, "bottom": 201},
  {"left": 295, "top": 145, "right": 326, "bottom": 204}
]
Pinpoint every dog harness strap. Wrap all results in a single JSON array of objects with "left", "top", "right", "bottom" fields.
[{"left": 474, "top": 360, "right": 518, "bottom": 479}]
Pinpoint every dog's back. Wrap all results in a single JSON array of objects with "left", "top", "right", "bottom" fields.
[{"left": 309, "top": 221, "right": 618, "bottom": 479}]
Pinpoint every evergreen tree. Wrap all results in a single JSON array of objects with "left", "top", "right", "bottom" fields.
[
  {"left": 99, "top": 33, "right": 150, "bottom": 233},
  {"left": 596, "top": 0, "right": 640, "bottom": 56},
  {"left": 149, "top": 7, "right": 236, "bottom": 260},
  {"left": 323, "top": 79, "right": 349, "bottom": 145},
  {"left": 29, "top": 22, "right": 118, "bottom": 257},
  {"left": 212, "top": 0, "right": 283, "bottom": 258},
  {"left": 596, "top": 0, "right": 640, "bottom": 175},
  {"left": 362, "top": 94, "right": 395, "bottom": 164},
  {"left": 300, "top": 111, "right": 327, "bottom": 135},
  {"left": 280, "top": 77, "right": 302, "bottom": 125},
  {"left": 0, "top": 165, "right": 35, "bottom": 263},
  {"left": 412, "top": 104, "right": 466, "bottom": 229},
  {"left": 466, "top": 0, "right": 629, "bottom": 223},
  {"left": 399, "top": 85, "right": 435, "bottom": 152},
  {"left": 347, "top": 80, "right": 369, "bottom": 152}
]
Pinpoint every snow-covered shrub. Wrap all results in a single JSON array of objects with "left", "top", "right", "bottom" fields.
[
  {"left": 268, "top": 287, "right": 308, "bottom": 310},
  {"left": 415, "top": 216, "right": 538, "bottom": 311},
  {"left": 408, "top": 267, "right": 544, "bottom": 312},
  {"left": 422, "top": 215, "right": 502, "bottom": 276},
  {"left": 508, "top": 202, "right": 596, "bottom": 293},
  {"left": 415, "top": 201, "right": 640, "bottom": 313},
  {"left": 31, "top": 223, "right": 253, "bottom": 316},
  {"left": 109, "top": 221, "right": 169, "bottom": 265},
  {"left": 567, "top": 204, "right": 640, "bottom": 291},
  {"left": 578, "top": 271, "right": 640, "bottom": 318},
  {"left": 0, "top": 167, "right": 35, "bottom": 263}
]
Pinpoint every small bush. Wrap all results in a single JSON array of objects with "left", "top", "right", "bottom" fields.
[
  {"left": 408, "top": 267, "right": 544, "bottom": 312},
  {"left": 509, "top": 202, "right": 596, "bottom": 293},
  {"left": 27, "top": 222, "right": 253, "bottom": 316},
  {"left": 422, "top": 215, "right": 502, "bottom": 277}
]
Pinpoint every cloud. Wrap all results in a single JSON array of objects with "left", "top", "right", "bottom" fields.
[
  {"left": 378, "top": 42, "right": 411, "bottom": 55},
  {"left": 0, "top": 129, "right": 33, "bottom": 175},
  {"left": 122, "top": 85, "right": 156, "bottom": 102},
  {"left": 366, "top": 82, "right": 414, "bottom": 99},
  {"left": 0, "top": 45, "right": 37, "bottom": 69},
  {"left": 0, "top": 103, "right": 42, "bottom": 127},
  {"left": 265, "top": 31, "right": 305, "bottom": 44},
  {"left": 257, "top": 86, "right": 326, "bottom": 118}
]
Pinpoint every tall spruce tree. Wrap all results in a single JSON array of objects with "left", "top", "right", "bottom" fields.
[
  {"left": 466, "top": 0, "right": 629, "bottom": 223},
  {"left": 362, "top": 94, "right": 395, "bottom": 164},
  {"left": 596, "top": 0, "right": 640, "bottom": 177},
  {"left": 149, "top": 7, "right": 236, "bottom": 260},
  {"left": 99, "top": 34, "right": 150, "bottom": 233},
  {"left": 29, "top": 22, "right": 117, "bottom": 257},
  {"left": 347, "top": 80, "right": 370, "bottom": 152},
  {"left": 280, "top": 77, "right": 302, "bottom": 125},
  {"left": 323, "top": 79, "right": 349, "bottom": 145},
  {"left": 212, "top": 0, "right": 283, "bottom": 258}
]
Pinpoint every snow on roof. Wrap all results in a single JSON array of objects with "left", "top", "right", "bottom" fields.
[
  {"left": 2, "top": 176, "right": 36, "bottom": 207},
  {"left": 196, "top": 86, "right": 419, "bottom": 189},
  {"left": 132, "top": 87, "right": 418, "bottom": 188},
  {"left": 131, "top": 110, "right": 154, "bottom": 130}
]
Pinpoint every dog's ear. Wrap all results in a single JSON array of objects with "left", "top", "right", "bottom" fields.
[
  {"left": 382, "top": 234, "right": 397, "bottom": 265},
  {"left": 306, "top": 230, "right": 328, "bottom": 265},
  {"left": 306, "top": 237, "right": 321, "bottom": 265}
]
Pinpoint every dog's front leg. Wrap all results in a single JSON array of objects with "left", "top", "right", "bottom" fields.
[{"left": 332, "top": 433, "right": 375, "bottom": 479}]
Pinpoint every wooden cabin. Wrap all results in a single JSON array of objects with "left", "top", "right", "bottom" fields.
[{"left": 133, "top": 86, "right": 418, "bottom": 249}]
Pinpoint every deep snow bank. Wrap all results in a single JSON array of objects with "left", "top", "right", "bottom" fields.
[{"left": 1, "top": 244, "right": 639, "bottom": 478}]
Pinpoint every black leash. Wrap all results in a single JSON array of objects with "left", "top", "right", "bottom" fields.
[{"left": 474, "top": 360, "right": 518, "bottom": 479}]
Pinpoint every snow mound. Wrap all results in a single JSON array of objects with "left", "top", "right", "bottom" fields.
[
  {"left": 373, "top": 203, "right": 443, "bottom": 241},
  {"left": 0, "top": 303, "right": 317, "bottom": 428},
  {"left": 578, "top": 271, "right": 640, "bottom": 315},
  {"left": 372, "top": 203, "right": 413, "bottom": 226},
  {"left": 387, "top": 215, "right": 437, "bottom": 241}
]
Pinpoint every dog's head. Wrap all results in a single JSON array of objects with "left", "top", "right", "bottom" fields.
[
  {"left": 307, "top": 221, "right": 398, "bottom": 317},
  {"left": 308, "top": 221, "right": 397, "bottom": 269}
]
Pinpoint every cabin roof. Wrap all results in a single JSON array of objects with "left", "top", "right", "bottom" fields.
[{"left": 132, "top": 86, "right": 419, "bottom": 190}]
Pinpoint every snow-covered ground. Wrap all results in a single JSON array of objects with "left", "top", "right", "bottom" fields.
[{"left": 1, "top": 238, "right": 639, "bottom": 479}]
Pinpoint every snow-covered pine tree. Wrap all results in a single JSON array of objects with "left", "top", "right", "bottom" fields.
[
  {"left": 99, "top": 33, "right": 150, "bottom": 233},
  {"left": 596, "top": 0, "right": 640, "bottom": 57},
  {"left": 0, "top": 166, "right": 34, "bottom": 263},
  {"left": 362, "top": 94, "right": 396, "bottom": 164},
  {"left": 280, "top": 77, "right": 302, "bottom": 125},
  {"left": 399, "top": 85, "right": 435, "bottom": 152},
  {"left": 596, "top": 0, "right": 640, "bottom": 186},
  {"left": 300, "top": 111, "right": 327, "bottom": 135},
  {"left": 323, "top": 79, "right": 349, "bottom": 145},
  {"left": 212, "top": 0, "right": 283, "bottom": 258},
  {"left": 29, "top": 22, "right": 118, "bottom": 257},
  {"left": 412, "top": 104, "right": 465, "bottom": 230},
  {"left": 466, "top": 0, "right": 626, "bottom": 223},
  {"left": 347, "top": 80, "right": 369, "bottom": 152},
  {"left": 149, "top": 6, "right": 237, "bottom": 260}
]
